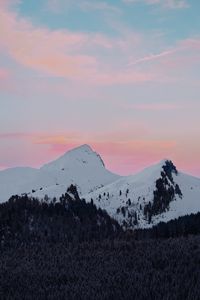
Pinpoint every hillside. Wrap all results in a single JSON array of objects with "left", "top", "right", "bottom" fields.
[
  {"left": 84, "top": 159, "right": 200, "bottom": 228},
  {"left": 0, "top": 185, "right": 121, "bottom": 245},
  {"left": 1, "top": 188, "right": 200, "bottom": 299}
]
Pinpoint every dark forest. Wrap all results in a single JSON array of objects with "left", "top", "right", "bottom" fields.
[{"left": 1, "top": 187, "right": 200, "bottom": 299}]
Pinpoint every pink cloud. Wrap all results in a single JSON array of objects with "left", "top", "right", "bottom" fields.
[
  {"left": 0, "top": 132, "right": 81, "bottom": 142},
  {"left": 179, "top": 38, "right": 200, "bottom": 51},
  {"left": 0, "top": 8, "right": 98, "bottom": 79},
  {"left": 0, "top": 165, "right": 8, "bottom": 171},
  {"left": 0, "top": 0, "right": 21, "bottom": 9},
  {"left": 0, "top": 4, "right": 155, "bottom": 85},
  {"left": 0, "top": 0, "right": 198, "bottom": 88}
]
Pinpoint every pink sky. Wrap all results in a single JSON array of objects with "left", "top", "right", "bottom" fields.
[{"left": 0, "top": 0, "right": 199, "bottom": 176}]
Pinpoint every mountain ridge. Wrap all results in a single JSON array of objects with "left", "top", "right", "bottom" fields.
[
  {"left": 0, "top": 144, "right": 120, "bottom": 202},
  {"left": 0, "top": 144, "right": 200, "bottom": 229}
]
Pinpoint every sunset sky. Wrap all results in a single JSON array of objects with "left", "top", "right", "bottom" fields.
[{"left": 0, "top": 0, "right": 200, "bottom": 175}]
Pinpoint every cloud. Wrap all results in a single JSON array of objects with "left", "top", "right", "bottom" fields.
[
  {"left": 46, "top": 0, "right": 121, "bottom": 14},
  {"left": 80, "top": 1, "right": 121, "bottom": 14},
  {"left": 125, "top": 36, "right": 200, "bottom": 84},
  {"left": 46, "top": 0, "right": 72, "bottom": 13},
  {"left": 0, "top": 133, "right": 30, "bottom": 139},
  {"left": 128, "top": 49, "right": 177, "bottom": 65},
  {"left": 179, "top": 38, "right": 200, "bottom": 50},
  {"left": 125, "top": 103, "right": 182, "bottom": 111},
  {"left": 91, "top": 71, "right": 154, "bottom": 85},
  {"left": 123, "top": 0, "right": 189, "bottom": 9},
  {"left": 0, "top": 132, "right": 81, "bottom": 144},
  {"left": 0, "top": 0, "right": 21, "bottom": 9},
  {"left": 33, "top": 134, "right": 81, "bottom": 145},
  {"left": 0, "top": 68, "right": 9, "bottom": 80},
  {"left": 0, "top": 8, "right": 98, "bottom": 79},
  {"left": 0, "top": 4, "right": 153, "bottom": 84},
  {"left": 0, "top": 0, "right": 198, "bottom": 88}
]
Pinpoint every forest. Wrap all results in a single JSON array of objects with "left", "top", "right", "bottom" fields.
[{"left": 0, "top": 186, "right": 200, "bottom": 299}]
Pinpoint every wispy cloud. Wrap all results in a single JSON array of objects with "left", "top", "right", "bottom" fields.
[
  {"left": 80, "top": 1, "right": 121, "bottom": 14},
  {"left": 123, "top": 0, "right": 189, "bottom": 9},
  {"left": 0, "top": 7, "right": 98, "bottom": 79},
  {"left": 0, "top": 4, "right": 153, "bottom": 85},
  {"left": 46, "top": 0, "right": 73, "bottom": 13},
  {"left": 0, "top": 0, "right": 198, "bottom": 88},
  {"left": 0, "top": 0, "right": 21, "bottom": 9},
  {"left": 46, "top": 0, "right": 121, "bottom": 14},
  {"left": 0, "top": 132, "right": 81, "bottom": 142},
  {"left": 128, "top": 49, "right": 177, "bottom": 65}
]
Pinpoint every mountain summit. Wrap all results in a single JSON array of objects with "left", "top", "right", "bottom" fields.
[
  {"left": 0, "top": 144, "right": 119, "bottom": 202},
  {"left": 0, "top": 146, "right": 200, "bottom": 229},
  {"left": 41, "top": 144, "right": 105, "bottom": 172}
]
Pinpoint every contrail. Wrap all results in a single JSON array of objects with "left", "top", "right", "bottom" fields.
[{"left": 128, "top": 49, "right": 177, "bottom": 66}]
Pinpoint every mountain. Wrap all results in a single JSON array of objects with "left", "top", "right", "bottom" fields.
[
  {"left": 84, "top": 159, "right": 200, "bottom": 228},
  {"left": 1, "top": 144, "right": 200, "bottom": 229},
  {"left": 0, "top": 145, "right": 120, "bottom": 203}
]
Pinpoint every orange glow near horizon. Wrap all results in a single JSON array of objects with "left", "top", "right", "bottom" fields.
[{"left": 0, "top": 132, "right": 199, "bottom": 177}]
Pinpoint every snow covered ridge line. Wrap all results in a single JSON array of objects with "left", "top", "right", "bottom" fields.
[
  {"left": 0, "top": 144, "right": 120, "bottom": 203},
  {"left": 0, "top": 144, "right": 200, "bottom": 229},
  {"left": 83, "top": 159, "right": 200, "bottom": 229}
]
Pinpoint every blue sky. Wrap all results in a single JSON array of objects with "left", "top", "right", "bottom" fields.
[
  {"left": 0, "top": 0, "right": 200, "bottom": 175},
  {"left": 18, "top": 0, "right": 200, "bottom": 37}
]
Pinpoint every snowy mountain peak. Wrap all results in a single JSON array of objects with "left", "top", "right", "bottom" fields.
[
  {"left": 0, "top": 145, "right": 120, "bottom": 202},
  {"left": 41, "top": 144, "right": 105, "bottom": 171},
  {"left": 64, "top": 144, "right": 93, "bottom": 154},
  {"left": 65, "top": 144, "right": 105, "bottom": 167},
  {"left": 1, "top": 145, "right": 200, "bottom": 231},
  {"left": 71, "top": 144, "right": 92, "bottom": 151}
]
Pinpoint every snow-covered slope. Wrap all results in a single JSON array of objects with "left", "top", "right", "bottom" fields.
[
  {"left": 0, "top": 167, "right": 39, "bottom": 202},
  {"left": 84, "top": 160, "right": 200, "bottom": 228},
  {"left": 1, "top": 145, "right": 200, "bottom": 230},
  {"left": 0, "top": 145, "right": 120, "bottom": 202}
]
